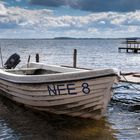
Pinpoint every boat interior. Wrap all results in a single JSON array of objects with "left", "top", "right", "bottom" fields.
[
  {"left": 3, "top": 53, "right": 88, "bottom": 75},
  {"left": 5, "top": 68, "right": 60, "bottom": 75}
]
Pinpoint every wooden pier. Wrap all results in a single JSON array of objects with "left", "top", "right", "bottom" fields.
[
  {"left": 120, "top": 72, "right": 140, "bottom": 84},
  {"left": 118, "top": 38, "right": 140, "bottom": 53}
]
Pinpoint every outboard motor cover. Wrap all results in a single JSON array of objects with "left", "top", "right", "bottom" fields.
[{"left": 4, "top": 53, "right": 21, "bottom": 69}]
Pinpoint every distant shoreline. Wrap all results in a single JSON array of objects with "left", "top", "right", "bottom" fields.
[{"left": 0, "top": 37, "right": 129, "bottom": 40}]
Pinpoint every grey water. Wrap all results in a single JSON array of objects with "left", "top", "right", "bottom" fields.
[{"left": 0, "top": 38, "right": 139, "bottom": 140}]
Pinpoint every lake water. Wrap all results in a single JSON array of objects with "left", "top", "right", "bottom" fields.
[{"left": 0, "top": 39, "right": 139, "bottom": 140}]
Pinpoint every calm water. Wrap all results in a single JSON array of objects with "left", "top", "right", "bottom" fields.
[{"left": 0, "top": 39, "right": 139, "bottom": 140}]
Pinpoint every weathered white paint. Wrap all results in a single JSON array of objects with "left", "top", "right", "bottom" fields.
[{"left": 0, "top": 62, "right": 119, "bottom": 120}]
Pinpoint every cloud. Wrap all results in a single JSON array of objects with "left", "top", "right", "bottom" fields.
[
  {"left": 30, "top": 0, "right": 67, "bottom": 7},
  {"left": 0, "top": 3, "right": 7, "bottom": 15},
  {"left": 1, "top": 2, "right": 140, "bottom": 38},
  {"left": 29, "top": 0, "right": 140, "bottom": 12},
  {"left": 0, "top": 3, "right": 53, "bottom": 29}
]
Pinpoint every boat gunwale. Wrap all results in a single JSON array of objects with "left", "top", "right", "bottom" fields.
[
  {"left": 0, "top": 72, "right": 118, "bottom": 84},
  {"left": 0, "top": 62, "right": 119, "bottom": 84}
]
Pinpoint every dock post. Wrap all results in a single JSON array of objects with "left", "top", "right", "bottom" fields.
[
  {"left": 73, "top": 49, "right": 77, "bottom": 68},
  {"left": 27, "top": 55, "right": 30, "bottom": 68},
  {"left": 126, "top": 42, "right": 129, "bottom": 53},
  {"left": 134, "top": 49, "right": 138, "bottom": 53},
  {"left": 126, "top": 48, "right": 128, "bottom": 53},
  {"left": 36, "top": 53, "right": 39, "bottom": 63}
]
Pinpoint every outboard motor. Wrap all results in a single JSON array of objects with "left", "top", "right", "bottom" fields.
[{"left": 4, "top": 53, "right": 21, "bottom": 69}]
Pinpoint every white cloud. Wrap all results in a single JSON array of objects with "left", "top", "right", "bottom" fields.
[
  {"left": 127, "top": 26, "right": 138, "bottom": 32},
  {"left": 0, "top": 3, "right": 53, "bottom": 29},
  {"left": 1, "top": 2, "right": 140, "bottom": 38},
  {"left": 0, "top": 3, "right": 7, "bottom": 15}
]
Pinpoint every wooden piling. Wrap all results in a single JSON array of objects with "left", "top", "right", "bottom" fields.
[
  {"left": 0, "top": 46, "right": 3, "bottom": 67},
  {"left": 27, "top": 55, "right": 30, "bottom": 63},
  {"left": 73, "top": 49, "right": 77, "bottom": 68},
  {"left": 36, "top": 53, "right": 39, "bottom": 63},
  {"left": 27, "top": 55, "right": 30, "bottom": 68}
]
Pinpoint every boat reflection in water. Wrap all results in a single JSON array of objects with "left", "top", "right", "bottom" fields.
[{"left": 0, "top": 95, "right": 117, "bottom": 140}]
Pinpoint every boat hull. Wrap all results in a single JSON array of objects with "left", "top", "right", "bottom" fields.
[{"left": 0, "top": 75, "right": 117, "bottom": 120}]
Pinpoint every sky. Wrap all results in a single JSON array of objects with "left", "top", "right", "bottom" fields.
[{"left": 0, "top": 0, "right": 140, "bottom": 38}]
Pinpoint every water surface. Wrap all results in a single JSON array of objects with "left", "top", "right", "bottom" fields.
[{"left": 0, "top": 39, "right": 139, "bottom": 140}]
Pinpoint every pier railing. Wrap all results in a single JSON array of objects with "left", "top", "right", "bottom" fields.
[{"left": 119, "top": 39, "right": 140, "bottom": 53}]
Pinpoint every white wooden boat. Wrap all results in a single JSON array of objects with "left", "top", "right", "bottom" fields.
[{"left": 0, "top": 62, "right": 119, "bottom": 120}]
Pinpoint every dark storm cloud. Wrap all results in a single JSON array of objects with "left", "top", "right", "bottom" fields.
[
  {"left": 29, "top": 0, "right": 140, "bottom": 12},
  {"left": 29, "top": 0, "right": 68, "bottom": 7}
]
